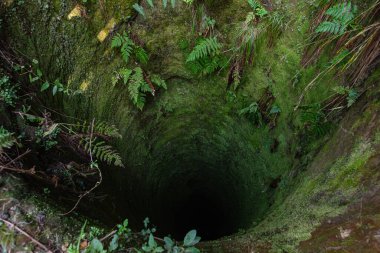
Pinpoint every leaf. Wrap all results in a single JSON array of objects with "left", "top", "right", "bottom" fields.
[
  {"left": 29, "top": 74, "right": 39, "bottom": 83},
  {"left": 154, "top": 247, "right": 164, "bottom": 253},
  {"left": 52, "top": 85, "right": 58, "bottom": 96},
  {"left": 36, "top": 68, "right": 43, "bottom": 77},
  {"left": 171, "top": 0, "right": 176, "bottom": 8},
  {"left": 108, "top": 234, "right": 119, "bottom": 252},
  {"left": 163, "top": 0, "right": 168, "bottom": 8},
  {"left": 146, "top": 0, "right": 154, "bottom": 7},
  {"left": 269, "top": 105, "right": 281, "bottom": 114},
  {"left": 133, "top": 3, "right": 145, "bottom": 17},
  {"left": 185, "top": 247, "right": 200, "bottom": 253},
  {"left": 148, "top": 234, "right": 157, "bottom": 248},
  {"left": 89, "top": 239, "right": 103, "bottom": 253},
  {"left": 111, "top": 34, "right": 123, "bottom": 48},
  {"left": 40, "top": 81, "right": 50, "bottom": 91},
  {"left": 164, "top": 237, "right": 174, "bottom": 249},
  {"left": 43, "top": 124, "right": 59, "bottom": 137},
  {"left": 119, "top": 68, "right": 133, "bottom": 85},
  {"left": 135, "top": 46, "right": 149, "bottom": 64},
  {"left": 184, "top": 230, "right": 197, "bottom": 246}
]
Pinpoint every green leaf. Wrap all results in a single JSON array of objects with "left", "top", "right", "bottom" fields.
[
  {"left": 154, "top": 247, "right": 164, "bottom": 253},
  {"left": 108, "top": 234, "right": 119, "bottom": 252},
  {"left": 123, "top": 219, "right": 129, "bottom": 227},
  {"left": 163, "top": 0, "right": 168, "bottom": 8},
  {"left": 133, "top": 3, "right": 145, "bottom": 17},
  {"left": 40, "top": 81, "right": 50, "bottom": 91},
  {"left": 52, "top": 85, "right": 58, "bottom": 96},
  {"left": 135, "top": 46, "right": 149, "bottom": 64},
  {"left": 29, "top": 74, "right": 39, "bottom": 83},
  {"left": 148, "top": 234, "right": 157, "bottom": 248},
  {"left": 185, "top": 247, "right": 200, "bottom": 253},
  {"left": 269, "top": 105, "right": 281, "bottom": 114},
  {"left": 36, "top": 68, "right": 43, "bottom": 77},
  {"left": 171, "top": 0, "right": 176, "bottom": 8},
  {"left": 111, "top": 34, "right": 123, "bottom": 48},
  {"left": 119, "top": 68, "right": 133, "bottom": 85},
  {"left": 184, "top": 230, "right": 197, "bottom": 246},
  {"left": 164, "top": 237, "right": 174, "bottom": 248},
  {"left": 146, "top": 0, "right": 154, "bottom": 7},
  {"left": 89, "top": 239, "right": 104, "bottom": 253}
]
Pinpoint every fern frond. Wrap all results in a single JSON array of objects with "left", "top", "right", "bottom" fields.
[
  {"left": 111, "top": 34, "right": 123, "bottom": 48},
  {"left": 119, "top": 68, "right": 133, "bottom": 85},
  {"left": 133, "top": 3, "right": 145, "bottom": 17},
  {"left": 316, "top": 21, "right": 343, "bottom": 34},
  {"left": 129, "top": 67, "right": 148, "bottom": 110},
  {"left": 135, "top": 47, "right": 149, "bottom": 65},
  {"left": 72, "top": 121, "right": 122, "bottom": 139},
  {"left": 81, "top": 137, "right": 124, "bottom": 167},
  {"left": 151, "top": 75, "right": 167, "bottom": 90},
  {"left": 186, "top": 37, "right": 222, "bottom": 62},
  {"left": 121, "top": 44, "right": 133, "bottom": 63},
  {"left": 0, "top": 127, "right": 15, "bottom": 151},
  {"left": 146, "top": 0, "right": 154, "bottom": 8}
]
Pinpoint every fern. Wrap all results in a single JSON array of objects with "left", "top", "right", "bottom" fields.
[
  {"left": 133, "top": 3, "right": 145, "bottom": 17},
  {"left": 315, "top": 21, "right": 344, "bottom": 34},
  {"left": 135, "top": 47, "right": 149, "bottom": 65},
  {"left": 119, "top": 68, "right": 133, "bottom": 85},
  {"left": 0, "top": 127, "right": 16, "bottom": 151},
  {"left": 129, "top": 67, "right": 148, "bottom": 110},
  {"left": 186, "top": 37, "right": 222, "bottom": 62},
  {"left": 111, "top": 33, "right": 134, "bottom": 64},
  {"left": 71, "top": 121, "right": 122, "bottom": 139},
  {"left": 151, "top": 74, "right": 167, "bottom": 90},
  {"left": 146, "top": 0, "right": 154, "bottom": 7},
  {"left": 81, "top": 137, "right": 124, "bottom": 167},
  {"left": 232, "top": 66, "right": 241, "bottom": 91},
  {"left": 247, "top": 0, "right": 268, "bottom": 18},
  {"left": 316, "top": 2, "right": 357, "bottom": 35},
  {"left": 299, "top": 104, "right": 330, "bottom": 137}
]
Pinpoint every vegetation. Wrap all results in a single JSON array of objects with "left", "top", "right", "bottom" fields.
[
  {"left": 66, "top": 218, "right": 201, "bottom": 253},
  {"left": 0, "top": 0, "right": 379, "bottom": 252}
]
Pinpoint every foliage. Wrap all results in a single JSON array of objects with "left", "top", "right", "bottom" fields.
[
  {"left": 35, "top": 125, "right": 61, "bottom": 150},
  {"left": 0, "top": 126, "right": 16, "bottom": 152},
  {"left": 299, "top": 104, "right": 330, "bottom": 138},
  {"left": 333, "top": 85, "right": 359, "bottom": 108},
  {"left": 111, "top": 33, "right": 136, "bottom": 64},
  {"left": 28, "top": 59, "right": 73, "bottom": 96},
  {"left": 0, "top": 222, "right": 15, "bottom": 252},
  {"left": 69, "top": 218, "right": 201, "bottom": 253},
  {"left": 133, "top": 0, "right": 194, "bottom": 18},
  {"left": 239, "top": 102, "right": 263, "bottom": 126},
  {"left": 186, "top": 37, "right": 221, "bottom": 62},
  {"left": 111, "top": 33, "right": 167, "bottom": 110},
  {"left": 185, "top": 37, "right": 225, "bottom": 76},
  {"left": 247, "top": 0, "right": 268, "bottom": 18},
  {"left": 0, "top": 75, "right": 18, "bottom": 106},
  {"left": 71, "top": 121, "right": 122, "bottom": 139},
  {"left": 81, "top": 137, "right": 124, "bottom": 168},
  {"left": 316, "top": 2, "right": 357, "bottom": 35}
]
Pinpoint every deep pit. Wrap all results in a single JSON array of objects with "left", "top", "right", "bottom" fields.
[{"left": 97, "top": 89, "right": 284, "bottom": 240}]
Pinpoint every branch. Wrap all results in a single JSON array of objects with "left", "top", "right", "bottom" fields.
[
  {"left": 0, "top": 218, "right": 52, "bottom": 252},
  {"left": 60, "top": 118, "right": 103, "bottom": 216}
]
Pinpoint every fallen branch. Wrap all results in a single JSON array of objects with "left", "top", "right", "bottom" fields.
[
  {"left": 0, "top": 217, "right": 52, "bottom": 252},
  {"left": 60, "top": 119, "right": 102, "bottom": 216}
]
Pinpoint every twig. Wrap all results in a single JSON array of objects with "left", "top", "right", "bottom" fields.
[
  {"left": 60, "top": 118, "right": 103, "bottom": 216},
  {"left": 0, "top": 218, "right": 52, "bottom": 252}
]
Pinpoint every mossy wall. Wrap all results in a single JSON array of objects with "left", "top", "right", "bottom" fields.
[{"left": 2, "top": 0, "right": 379, "bottom": 251}]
